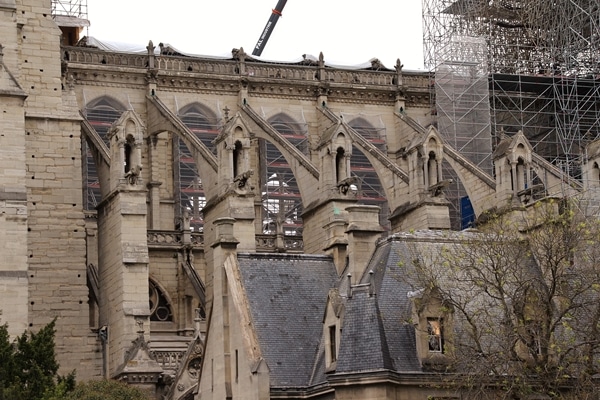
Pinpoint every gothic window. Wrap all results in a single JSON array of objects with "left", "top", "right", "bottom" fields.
[
  {"left": 178, "top": 103, "right": 220, "bottom": 232},
  {"left": 348, "top": 118, "right": 389, "bottom": 230},
  {"left": 261, "top": 113, "right": 306, "bottom": 236},
  {"left": 427, "top": 318, "right": 444, "bottom": 353},
  {"left": 83, "top": 96, "right": 126, "bottom": 210},
  {"left": 149, "top": 279, "right": 173, "bottom": 322},
  {"left": 594, "top": 162, "right": 600, "bottom": 184},
  {"left": 179, "top": 103, "right": 220, "bottom": 155}
]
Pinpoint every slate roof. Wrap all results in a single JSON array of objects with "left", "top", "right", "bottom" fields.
[
  {"left": 236, "top": 231, "right": 483, "bottom": 388},
  {"left": 236, "top": 253, "right": 338, "bottom": 388},
  {"left": 336, "top": 287, "right": 395, "bottom": 373},
  {"left": 347, "top": 236, "right": 423, "bottom": 373},
  {"left": 340, "top": 230, "right": 486, "bottom": 374}
]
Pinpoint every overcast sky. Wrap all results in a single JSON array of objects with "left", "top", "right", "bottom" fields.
[{"left": 85, "top": 0, "right": 425, "bottom": 70}]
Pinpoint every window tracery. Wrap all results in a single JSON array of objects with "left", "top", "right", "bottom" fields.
[{"left": 149, "top": 279, "right": 173, "bottom": 322}]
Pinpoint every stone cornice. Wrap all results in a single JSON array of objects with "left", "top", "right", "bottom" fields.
[{"left": 64, "top": 46, "right": 431, "bottom": 106}]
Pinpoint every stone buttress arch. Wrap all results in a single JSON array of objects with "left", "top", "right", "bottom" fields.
[
  {"left": 82, "top": 96, "right": 128, "bottom": 207},
  {"left": 146, "top": 96, "right": 221, "bottom": 231}
]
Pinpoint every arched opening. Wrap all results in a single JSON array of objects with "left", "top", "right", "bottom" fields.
[
  {"left": 177, "top": 103, "right": 220, "bottom": 232},
  {"left": 335, "top": 147, "right": 346, "bottom": 182},
  {"left": 261, "top": 113, "right": 306, "bottom": 235},
  {"left": 233, "top": 140, "right": 243, "bottom": 178},
  {"left": 348, "top": 118, "right": 389, "bottom": 231},
  {"left": 179, "top": 103, "right": 220, "bottom": 155},
  {"left": 428, "top": 151, "right": 438, "bottom": 186},
  {"left": 83, "top": 96, "right": 126, "bottom": 210},
  {"left": 515, "top": 157, "right": 527, "bottom": 191},
  {"left": 124, "top": 134, "right": 134, "bottom": 174}
]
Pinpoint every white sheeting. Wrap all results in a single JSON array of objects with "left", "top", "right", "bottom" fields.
[{"left": 81, "top": 37, "right": 393, "bottom": 70}]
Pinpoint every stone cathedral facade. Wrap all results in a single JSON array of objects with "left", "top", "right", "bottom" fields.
[{"left": 2, "top": 1, "right": 600, "bottom": 399}]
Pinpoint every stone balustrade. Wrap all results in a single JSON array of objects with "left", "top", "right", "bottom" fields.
[
  {"left": 149, "top": 350, "right": 186, "bottom": 373},
  {"left": 255, "top": 234, "right": 304, "bottom": 252},
  {"left": 64, "top": 47, "right": 430, "bottom": 90},
  {"left": 146, "top": 230, "right": 204, "bottom": 248},
  {"left": 146, "top": 231, "right": 304, "bottom": 251}
]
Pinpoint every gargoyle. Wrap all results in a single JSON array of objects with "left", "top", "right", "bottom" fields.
[
  {"left": 125, "top": 165, "right": 141, "bottom": 185},
  {"left": 234, "top": 169, "right": 254, "bottom": 189}
]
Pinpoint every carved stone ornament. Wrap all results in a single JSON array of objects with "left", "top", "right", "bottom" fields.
[
  {"left": 125, "top": 165, "right": 141, "bottom": 185},
  {"left": 187, "top": 356, "right": 202, "bottom": 379},
  {"left": 234, "top": 169, "right": 253, "bottom": 188}
]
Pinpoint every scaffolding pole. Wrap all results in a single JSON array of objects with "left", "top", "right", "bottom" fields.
[{"left": 423, "top": 0, "right": 600, "bottom": 224}]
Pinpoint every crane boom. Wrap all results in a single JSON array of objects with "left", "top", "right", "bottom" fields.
[{"left": 252, "top": 0, "right": 287, "bottom": 57}]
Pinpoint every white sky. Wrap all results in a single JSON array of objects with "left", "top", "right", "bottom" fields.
[{"left": 85, "top": 0, "right": 425, "bottom": 70}]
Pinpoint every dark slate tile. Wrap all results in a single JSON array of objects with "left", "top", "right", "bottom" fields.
[{"left": 237, "top": 253, "right": 338, "bottom": 388}]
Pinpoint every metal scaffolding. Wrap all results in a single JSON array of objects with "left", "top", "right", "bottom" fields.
[
  {"left": 423, "top": 0, "right": 600, "bottom": 225},
  {"left": 52, "top": 0, "right": 89, "bottom": 45},
  {"left": 51, "top": 0, "right": 88, "bottom": 20}
]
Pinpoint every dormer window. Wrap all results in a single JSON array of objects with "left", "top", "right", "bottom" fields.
[
  {"left": 324, "top": 288, "right": 344, "bottom": 371},
  {"left": 329, "top": 325, "right": 337, "bottom": 362},
  {"left": 409, "top": 290, "right": 452, "bottom": 365},
  {"left": 427, "top": 318, "right": 444, "bottom": 353}
]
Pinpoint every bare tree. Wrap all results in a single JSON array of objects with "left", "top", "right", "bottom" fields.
[{"left": 406, "top": 199, "right": 600, "bottom": 399}]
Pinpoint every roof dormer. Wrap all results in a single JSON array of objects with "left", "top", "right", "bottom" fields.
[{"left": 322, "top": 288, "right": 345, "bottom": 372}]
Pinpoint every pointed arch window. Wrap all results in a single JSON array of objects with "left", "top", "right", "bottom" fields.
[
  {"left": 83, "top": 97, "right": 126, "bottom": 210},
  {"left": 177, "top": 103, "right": 220, "bottom": 232},
  {"left": 348, "top": 118, "right": 389, "bottom": 231},
  {"left": 261, "top": 113, "right": 306, "bottom": 236}
]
